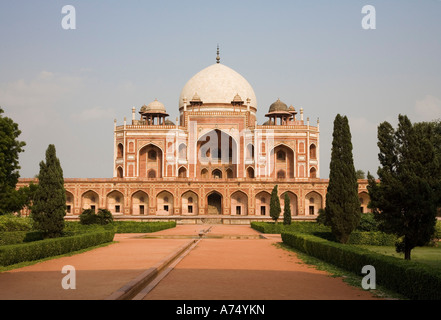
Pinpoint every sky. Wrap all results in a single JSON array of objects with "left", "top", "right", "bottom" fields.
[{"left": 0, "top": 0, "right": 440, "bottom": 179}]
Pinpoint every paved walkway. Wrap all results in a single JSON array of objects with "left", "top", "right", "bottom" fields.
[
  {"left": 142, "top": 226, "right": 379, "bottom": 300},
  {"left": 0, "top": 225, "right": 380, "bottom": 300}
]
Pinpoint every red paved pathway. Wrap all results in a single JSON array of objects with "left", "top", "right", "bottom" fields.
[{"left": 0, "top": 225, "right": 380, "bottom": 300}]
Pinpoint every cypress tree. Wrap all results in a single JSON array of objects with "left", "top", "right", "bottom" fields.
[
  {"left": 325, "top": 114, "right": 360, "bottom": 243},
  {"left": 270, "top": 185, "right": 281, "bottom": 223},
  {"left": 31, "top": 144, "right": 66, "bottom": 238},
  {"left": 283, "top": 193, "right": 291, "bottom": 225}
]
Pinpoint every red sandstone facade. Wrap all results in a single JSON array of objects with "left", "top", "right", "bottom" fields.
[{"left": 17, "top": 58, "right": 371, "bottom": 223}]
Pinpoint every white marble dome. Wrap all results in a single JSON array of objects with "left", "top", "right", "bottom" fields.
[{"left": 179, "top": 63, "right": 257, "bottom": 110}]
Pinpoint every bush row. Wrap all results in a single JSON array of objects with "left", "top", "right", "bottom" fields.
[
  {"left": 250, "top": 221, "right": 329, "bottom": 234},
  {"left": 0, "top": 230, "right": 115, "bottom": 267},
  {"left": 281, "top": 231, "right": 441, "bottom": 300},
  {"left": 0, "top": 231, "right": 44, "bottom": 246},
  {"left": 251, "top": 221, "right": 397, "bottom": 246},
  {"left": 112, "top": 221, "right": 176, "bottom": 233},
  {"left": 65, "top": 221, "right": 176, "bottom": 233}
]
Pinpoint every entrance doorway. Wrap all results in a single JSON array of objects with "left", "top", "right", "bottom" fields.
[{"left": 207, "top": 192, "right": 222, "bottom": 215}]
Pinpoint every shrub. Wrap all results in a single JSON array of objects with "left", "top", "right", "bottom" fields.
[
  {"left": 348, "top": 231, "right": 397, "bottom": 246},
  {"left": 79, "top": 209, "right": 113, "bottom": 226},
  {"left": 0, "top": 230, "right": 115, "bottom": 266},
  {"left": 79, "top": 209, "right": 97, "bottom": 225},
  {"left": 281, "top": 231, "right": 441, "bottom": 300},
  {"left": 251, "top": 221, "right": 329, "bottom": 235},
  {"left": 357, "top": 213, "right": 379, "bottom": 232},
  {"left": 64, "top": 221, "right": 115, "bottom": 234},
  {"left": 112, "top": 221, "right": 176, "bottom": 233},
  {"left": 0, "top": 215, "right": 33, "bottom": 232},
  {"left": 96, "top": 209, "right": 113, "bottom": 225},
  {"left": 0, "top": 231, "right": 44, "bottom": 246}
]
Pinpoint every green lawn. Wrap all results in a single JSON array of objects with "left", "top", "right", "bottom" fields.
[{"left": 357, "top": 245, "right": 441, "bottom": 271}]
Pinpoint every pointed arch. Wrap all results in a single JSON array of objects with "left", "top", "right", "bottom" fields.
[
  {"left": 230, "top": 191, "right": 248, "bottom": 216},
  {"left": 81, "top": 190, "right": 99, "bottom": 212},
  {"left": 280, "top": 191, "right": 298, "bottom": 217},
  {"left": 212, "top": 169, "right": 223, "bottom": 179},
  {"left": 305, "top": 191, "right": 323, "bottom": 216},
  {"left": 269, "top": 143, "right": 295, "bottom": 179},
  {"left": 117, "top": 166, "right": 124, "bottom": 178},
  {"left": 156, "top": 190, "right": 173, "bottom": 215},
  {"left": 117, "top": 143, "right": 124, "bottom": 158},
  {"left": 178, "top": 166, "right": 187, "bottom": 178},
  {"left": 255, "top": 191, "right": 271, "bottom": 216},
  {"left": 359, "top": 191, "right": 371, "bottom": 214},
  {"left": 197, "top": 129, "right": 239, "bottom": 172},
  {"left": 66, "top": 191, "right": 74, "bottom": 215},
  {"left": 246, "top": 166, "right": 255, "bottom": 179},
  {"left": 138, "top": 143, "right": 163, "bottom": 178},
  {"left": 206, "top": 190, "right": 223, "bottom": 215},
  {"left": 181, "top": 190, "right": 198, "bottom": 215},
  {"left": 131, "top": 190, "right": 149, "bottom": 215},
  {"left": 310, "top": 167, "right": 317, "bottom": 178},
  {"left": 309, "top": 143, "right": 317, "bottom": 159},
  {"left": 107, "top": 190, "right": 124, "bottom": 215}
]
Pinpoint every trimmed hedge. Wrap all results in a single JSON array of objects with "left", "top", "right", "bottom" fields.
[
  {"left": 0, "top": 231, "right": 44, "bottom": 246},
  {"left": 112, "top": 221, "right": 176, "bottom": 233},
  {"left": 281, "top": 231, "right": 441, "bottom": 300},
  {"left": 0, "top": 230, "right": 115, "bottom": 267},
  {"left": 251, "top": 221, "right": 329, "bottom": 234},
  {"left": 252, "top": 221, "right": 397, "bottom": 246}
]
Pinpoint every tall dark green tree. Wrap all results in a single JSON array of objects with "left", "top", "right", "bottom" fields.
[
  {"left": 283, "top": 193, "right": 291, "bottom": 225},
  {"left": 31, "top": 144, "right": 66, "bottom": 238},
  {"left": 367, "top": 115, "right": 441, "bottom": 260},
  {"left": 0, "top": 107, "right": 26, "bottom": 215},
  {"left": 325, "top": 114, "right": 360, "bottom": 243},
  {"left": 270, "top": 185, "right": 281, "bottom": 223}
]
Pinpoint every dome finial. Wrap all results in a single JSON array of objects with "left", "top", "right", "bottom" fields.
[{"left": 216, "top": 44, "right": 220, "bottom": 64}]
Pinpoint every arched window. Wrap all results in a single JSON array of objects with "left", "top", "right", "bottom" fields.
[
  {"left": 226, "top": 168, "right": 234, "bottom": 179},
  {"left": 310, "top": 144, "right": 317, "bottom": 159},
  {"left": 201, "top": 168, "right": 209, "bottom": 179},
  {"left": 117, "top": 167, "right": 123, "bottom": 178},
  {"left": 212, "top": 169, "right": 222, "bottom": 179},
  {"left": 247, "top": 167, "right": 255, "bottom": 179},
  {"left": 117, "top": 144, "right": 124, "bottom": 158},
  {"left": 178, "top": 167, "right": 187, "bottom": 178},
  {"left": 310, "top": 167, "right": 317, "bottom": 178}
]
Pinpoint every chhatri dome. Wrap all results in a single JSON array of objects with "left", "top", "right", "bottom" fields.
[{"left": 179, "top": 47, "right": 257, "bottom": 111}]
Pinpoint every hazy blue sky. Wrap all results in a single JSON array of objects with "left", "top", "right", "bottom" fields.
[{"left": 1, "top": 0, "right": 440, "bottom": 179}]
